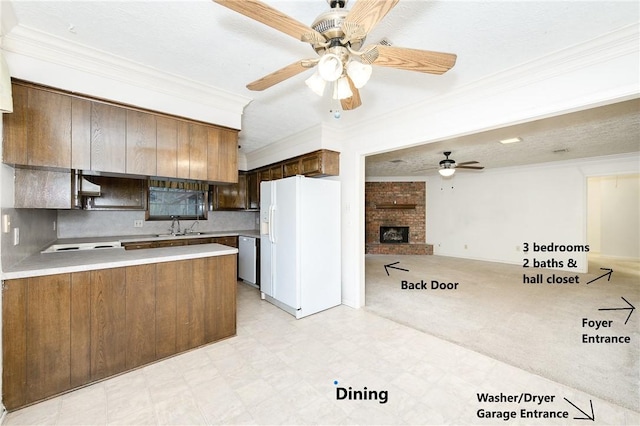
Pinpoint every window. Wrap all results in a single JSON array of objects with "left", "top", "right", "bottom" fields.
[{"left": 148, "top": 180, "right": 208, "bottom": 220}]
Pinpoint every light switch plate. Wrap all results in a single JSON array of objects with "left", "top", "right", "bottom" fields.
[{"left": 13, "top": 227, "right": 19, "bottom": 246}]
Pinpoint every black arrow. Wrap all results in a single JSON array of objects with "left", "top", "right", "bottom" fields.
[
  {"left": 564, "top": 397, "right": 595, "bottom": 421},
  {"left": 384, "top": 261, "right": 409, "bottom": 276},
  {"left": 586, "top": 268, "right": 613, "bottom": 285},
  {"left": 598, "top": 296, "right": 635, "bottom": 325}
]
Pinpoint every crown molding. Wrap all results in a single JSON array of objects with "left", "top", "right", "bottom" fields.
[
  {"left": 336, "top": 23, "right": 640, "bottom": 145},
  {"left": 2, "top": 24, "right": 252, "bottom": 119}
]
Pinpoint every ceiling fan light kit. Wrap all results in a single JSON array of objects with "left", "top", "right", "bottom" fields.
[
  {"left": 214, "top": 0, "right": 457, "bottom": 112},
  {"left": 437, "top": 151, "right": 485, "bottom": 177}
]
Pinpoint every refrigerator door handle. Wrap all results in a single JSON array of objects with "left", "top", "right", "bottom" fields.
[{"left": 269, "top": 204, "right": 276, "bottom": 244}]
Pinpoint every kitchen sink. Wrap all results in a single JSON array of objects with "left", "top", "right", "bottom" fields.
[{"left": 154, "top": 232, "right": 208, "bottom": 237}]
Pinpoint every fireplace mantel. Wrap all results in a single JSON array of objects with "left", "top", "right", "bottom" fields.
[{"left": 375, "top": 203, "right": 416, "bottom": 209}]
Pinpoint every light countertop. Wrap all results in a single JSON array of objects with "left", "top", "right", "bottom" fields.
[{"left": 0, "top": 229, "right": 260, "bottom": 280}]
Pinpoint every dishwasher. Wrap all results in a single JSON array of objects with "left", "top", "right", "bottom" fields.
[{"left": 238, "top": 236, "right": 258, "bottom": 287}]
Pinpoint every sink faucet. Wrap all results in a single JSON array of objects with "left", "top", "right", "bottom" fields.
[
  {"left": 185, "top": 213, "right": 200, "bottom": 234},
  {"left": 169, "top": 215, "right": 181, "bottom": 235}
]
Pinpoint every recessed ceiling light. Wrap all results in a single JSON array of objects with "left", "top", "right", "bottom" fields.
[{"left": 499, "top": 137, "right": 522, "bottom": 144}]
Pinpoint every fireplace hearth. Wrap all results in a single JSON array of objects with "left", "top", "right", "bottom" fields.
[{"left": 380, "top": 226, "right": 409, "bottom": 244}]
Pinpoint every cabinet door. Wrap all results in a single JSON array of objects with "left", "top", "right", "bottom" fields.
[
  {"left": 189, "top": 124, "right": 208, "bottom": 181},
  {"left": 2, "top": 279, "right": 28, "bottom": 410},
  {"left": 155, "top": 262, "right": 178, "bottom": 359},
  {"left": 2, "top": 83, "right": 28, "bottom": 165},
  {"left": 125, "top": 264, "right": 156, "bottom": 369},
  {"left": 177, "top": 259, "right": 206, "bottom": 351},
  {"left": 90, "top": 268, "right": 126, "bottom": 381},
  {"left": 209, "top": 128, "right": 238, "bottom": 183},
  {"left": 27, "top": 88, "right": 72, "bottom": 169},
  {"left": 126, "top": 110, "right": 157, "bottom": 176},
  {"left": 71, "top": 98, "right": 92, "bottom": 170},
  {"left": 205, "top": 255, "right": 237, "bottom": 342},
  {"left": 246, "top": 171, "right": 259, "bottom": 210},
  {"left": 270, "top": 165, "right": 283, "bottom": 180},
  {"left": 91, "top": 102, "right": 126, "bottom": 174},
  {"left": 214, "top": 173, "right": 247, "bottom": 210},
  {"left": 156, "top": 116, "right": 178, "bottom": 178},
  {"left": 14, "top": 169, "right": 72, "bottom": 209},
  {"left": 26, "top": 275, "right": 71, "bottom": 403},
  {"left": 283, "top": 159, "right": 301, "bottom": 177},
  {"left": 70, "top": 272, "right": 91, "bottom": 389}
]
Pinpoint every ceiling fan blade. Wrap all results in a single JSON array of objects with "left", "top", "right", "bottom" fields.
[
  {"left": 456, "top": 161, "right": 479, "bottom": 166},
  {"left": 246, "top": 60, "right": 314, "bottom": 91},
  {"left": 456, "top": 165, "right": 485, "bottom": 170},
  {"left": 214, "top": 0, "right": 324, "bottom": 43},
  {"left": 341, "top": 77, "right": 362, "bottom": 110},
  {"left": 368, "top": 44, "right": 457, "bottom": 74},
  {"left": 344, "top": 0, "right": 399, "bottom": 35}
]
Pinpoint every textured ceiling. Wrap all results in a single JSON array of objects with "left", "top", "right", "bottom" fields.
[
  {"left": 365, "top": 99, "right": 640, "bottom": 176},
  {"left": 5, "top": 0, "right": 640, "bottom": 163}
]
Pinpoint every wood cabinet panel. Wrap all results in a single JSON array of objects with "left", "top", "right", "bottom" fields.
[
  {"left": 176, "top": 259, "right": 206, "bottom": 351},
  {"left": 189, "top": 124, "right": 208, "bottom": 181},
  {"left": 14, "top": 169, "right": 72, "bottom": 209},
  {"left": 212, "top": 236, "right": 238, "bottom": 248},
  {"left": 214, "top": 173, "right": 247, "bottom": 210},
  {"left": 2, "top": 279, "right": 28, "bottom": 410},
  {"left": 26, "top": 275, "right": 71, "bottom": 402},
  {"left": 205, "top": 255, "right": 237, "bottom": 342},
  {"left": 177, "top": 121, "right": 191, "bottom": 179},
  {"left": 90, "top": 268, "right": 126, "bottom": 381},
  {"left": 283, "top": 159, "right": 301, "bottom": 177},
  {"left": 156, "top": 116, "right": 177, "bottom": 178},
  {"left": 270, "top": 165, "right": 283, "bottom": 180},
  {"left": 155, "top": 262, "right": 177, "bottom": 359},
  {"left": 2, "top": 84, "right": 28, "bottom": 165},
  {"left": 247, "top": 171, "right": 259, "bottom": 210},
  {"left": 126, "top": 110, "right": 157, "bottom": 176},
  {"left": 27, "top": 88, "right": 72, "bottom": 169},
  {"left": 91, "top": 102, "right": 126, "bottom": 174},
  {"left": 71, "top": 98, "right": 92, "bottom": 170},
  {"left": 125, "top": 265, "right": 156, "bottom": 369},
  {"left": 70, "top": 272, "right": 91, "bottom": 388}
]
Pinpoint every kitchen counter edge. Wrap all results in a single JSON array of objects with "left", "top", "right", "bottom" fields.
[{"left": 1, "top": 244, "right": 238, "bottom": 280}]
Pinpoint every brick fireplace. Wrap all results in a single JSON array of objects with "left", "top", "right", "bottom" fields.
[{"left": 365, "top": 182, "right": 433, "bottom": 255}]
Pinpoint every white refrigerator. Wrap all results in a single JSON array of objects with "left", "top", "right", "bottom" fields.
[{"left": 260, "top": 175, "right": 341, "bottom": 319}]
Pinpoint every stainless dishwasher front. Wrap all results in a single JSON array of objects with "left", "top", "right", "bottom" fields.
[{"left": 238, "top": 236, "right": 258, "bottom": 286}]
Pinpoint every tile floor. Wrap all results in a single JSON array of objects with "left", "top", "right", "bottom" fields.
[{"left": 3, "top": 282, "right": 639, "bottom": 425}]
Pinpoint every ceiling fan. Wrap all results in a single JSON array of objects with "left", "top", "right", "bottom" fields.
[
  {"left": 438, "top": 151, "right": 484, "bottom": 177},
  {"left": 214, "top": 0, "right": 457, "bottom": 111}
]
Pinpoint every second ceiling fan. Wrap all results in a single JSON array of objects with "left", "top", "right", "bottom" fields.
[{"left": 214, "top": 0, "right": 457, "bottom": 111}]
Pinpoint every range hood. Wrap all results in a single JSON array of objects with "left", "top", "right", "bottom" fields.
[{"left": 79, "top": 176, "right": 101, "bottom": 196}]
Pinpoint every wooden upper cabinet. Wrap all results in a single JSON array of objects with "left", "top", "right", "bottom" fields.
[
  {"left": 207, "top": 127, "right": 238, "bottom": 183},
  {"left": 189, "top": 124, "right": 208, "bottom": 181},
  {"left": 2, "top": 84, "right": 28, "bottom": 165},
  {"left": 1, "top": 84, "right": 71, "bottom": 169},
  {"left": 156, "top": 117, "right": 190, "bottom": 179},
  {"left": 71, "top": 98, "right": 92, "bottom": 170},
  {"left": 27, "top": 89, "right": 72, "bottom": 169},
  {"left": 126, "top": 110, "right": 156, "bottom": 176},
  {"left": 91, "top": 102, "right": 126, "bottom": 174},
  {"left": 246, "top": 171, "right": 259, "bottom": 210}
]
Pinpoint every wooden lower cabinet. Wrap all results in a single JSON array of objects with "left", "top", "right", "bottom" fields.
[{"left": 1, "top": 254, "right": 237, "bottom": 411}]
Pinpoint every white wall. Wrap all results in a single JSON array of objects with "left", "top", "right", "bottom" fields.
[
  {"left": 588, "top": 174, "right": 640, "bottom": 259},
  {"left": 421, "top": 155, "right": 639, "bottom": 272}
]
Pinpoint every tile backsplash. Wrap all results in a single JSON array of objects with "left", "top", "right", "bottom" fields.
[
  {"left": 57, "top": 209, "right": 258, "bottom": 239},
  {"left": 1, "top": 208, "right": 57, "bottom": 271}
]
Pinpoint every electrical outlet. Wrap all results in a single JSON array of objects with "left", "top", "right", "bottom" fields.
[
  {"left": 2, "top": 214, "right": 10, "bottom": 233},
  {"left": 13, "top": 227, "right": 19, "bottom": 246},
  {"left": 134, "top": 220, "right": 144, "bottom": 228}
]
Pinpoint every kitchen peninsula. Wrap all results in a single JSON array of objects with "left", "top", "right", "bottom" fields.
[{"left": 1, "top": 236, "right": 239, "bottom": 411}]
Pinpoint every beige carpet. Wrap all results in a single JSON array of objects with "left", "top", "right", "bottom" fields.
[{"left": 365, "top": 254, "right": 640, "bottom": 412}]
